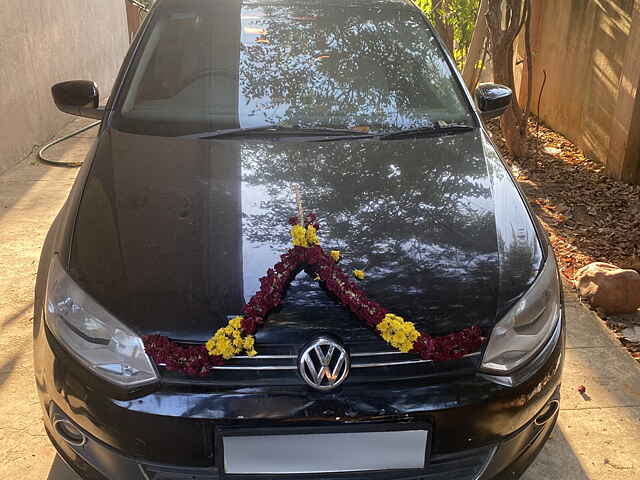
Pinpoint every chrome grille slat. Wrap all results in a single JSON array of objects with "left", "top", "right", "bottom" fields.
[
  {"left": 158, "top": 352, "right": 479, "bottom": 371},
  {"left": 351, "top": 351, "right": 401, "bottom": 357},
  {"left": 353, "top": 359, "right": 436, "bottom": 368},
  {"left": 157, "top": 363, "right": 298, "bottom": 370},
  {"left": 212, "top": 365, "right": 298, "bottom": 370},
  {"left": 230, "top": 351, "right": 408, "bottom": 360},
  {"left": 235, "top": 354, "right": 296, "bottom": 359},
  {"left": 352, "top": 352, "right": 479, "bottom": 369}
]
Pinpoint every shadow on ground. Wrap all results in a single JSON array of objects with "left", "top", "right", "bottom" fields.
[
  {"left": 48, "top": 456, "right": 80, "bottom": 480},
  {"left": 522, "top": 424, "right": 590, "bottom": 480},
  {"left": 0, "top": 302, "right": 33, "bottom": 388}
]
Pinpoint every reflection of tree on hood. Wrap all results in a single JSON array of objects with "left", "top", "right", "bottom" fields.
[
  {"left": 239, "top": 1, "right": 469, "bottom": 131},
  {"left": 239, "top": 134, "right": 499, "bottom": 332}
]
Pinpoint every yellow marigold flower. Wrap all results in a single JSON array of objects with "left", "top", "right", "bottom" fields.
[
  {"left": 208, "top": 333, "right": 237, "bottom": 359},
  {"left": 206, "top": 316, "right": 258, "bottom": 359},
  {"left": 205, "top": 337, "right": 217, "bottom": 355},
  {"left": 353, "top": 269, "right": 365, "bottom": 280},
  {"left": 376, "top": 313, "right": 419, "bottom": 353},
  {"left": 232, "top": 334, "right": 244, "bottom": 348},
  {"left": 243, "top": 335, "right": 257, "bottom": 357},
  {"left": 330, "top": 250, "right": 341, "bottom": 262},
  {"left": 290, "top": 224, "right": 308, "bottom": 247},
  {"left": 306, "top": 224, "right": 320, "bottom": 245}
]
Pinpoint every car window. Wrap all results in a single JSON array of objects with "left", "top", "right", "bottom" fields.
[{"left": 115, "top": 0, "right": 473, "bottom": 136}]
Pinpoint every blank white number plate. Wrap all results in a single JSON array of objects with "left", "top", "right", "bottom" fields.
[{"left": 223, "top": 430, "right": 429, "bottom": 474}]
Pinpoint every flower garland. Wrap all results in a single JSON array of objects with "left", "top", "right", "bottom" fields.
[{"left": 143, "top": 213, "right": 485, "bottom": 376}]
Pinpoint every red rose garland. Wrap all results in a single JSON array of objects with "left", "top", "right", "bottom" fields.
[{"left": 143, "top": 214, "right": 485, "bottom": 376}]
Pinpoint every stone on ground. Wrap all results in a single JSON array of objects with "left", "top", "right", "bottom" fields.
[{"left": 574, "top": 262, "right": 640, "bottom": 314}]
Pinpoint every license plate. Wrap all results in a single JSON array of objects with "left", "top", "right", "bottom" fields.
[{"left": 218, "top": 425, "right": 430, "bottom": 475}]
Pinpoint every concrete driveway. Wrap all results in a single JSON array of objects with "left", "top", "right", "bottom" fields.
[{"left": 1, "top": 119, "right": 640, "bottom": 479}]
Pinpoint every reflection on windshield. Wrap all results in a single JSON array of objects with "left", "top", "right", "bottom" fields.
[{"left": 116, "top": 0, "right": 472, "bottom": 136}]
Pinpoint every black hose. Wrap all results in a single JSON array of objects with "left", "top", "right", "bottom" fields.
[
  {"left": 536, "top": 69, "right": 547, "bottom": 157},
  {"left": 37, "top": 121, "right": 100, "bottom": 168}
]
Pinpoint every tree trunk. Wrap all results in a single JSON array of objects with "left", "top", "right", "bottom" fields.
[
  {"left": 433, "top": 0, "right": 455, "bottom": 53},
  {"left": 486, "top": 0, "right": 530, "bottom": 159},
  {"left": 462, "top": 0, "right": 489, "bottom": 89},
  {"left": 492, "top": 47, "right": 528, "bottom": 158}
]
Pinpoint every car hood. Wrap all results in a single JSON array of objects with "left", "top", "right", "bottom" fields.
[{"left": 69, "top": 128, "right": 542, "bottom": 348}]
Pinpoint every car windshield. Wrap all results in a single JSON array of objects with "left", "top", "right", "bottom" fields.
[{"left": 114, "top": 0, "right": 473, "bottom": 137}]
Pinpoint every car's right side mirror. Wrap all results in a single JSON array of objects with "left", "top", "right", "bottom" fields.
[
  {"left": 475, "top": 83, "right": 512, "bottom": 120},
  {"left": 51, "top": 80, "right": 104, "bottom": 120}
]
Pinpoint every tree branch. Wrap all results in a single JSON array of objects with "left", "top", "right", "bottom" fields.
[
  {"left": 521, "top": 0, "right": 533, "bottom": 132},
  {"left": 505, "top": 0, "right": 524, "bottom": 41}
]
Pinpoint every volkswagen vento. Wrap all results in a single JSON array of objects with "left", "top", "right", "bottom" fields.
[{"left": 34, "top": 0, "right": 564, "bottom": 479}]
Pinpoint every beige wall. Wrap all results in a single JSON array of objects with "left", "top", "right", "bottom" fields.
[
  {"left": 523, "top": 0, "right": 640, "bottom": 184},
  {"left": 0, "top": 0, "right": 129, "bottom": 174}
]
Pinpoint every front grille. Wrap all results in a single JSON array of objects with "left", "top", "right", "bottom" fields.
[
  {"left": 159, "top": 344, "right": 480, "bottom": 386},
  {"left": 142, "top": 445, "right": 495, "bottom": 480},
  {"left": 197, "top": 349, "right": 480, "bottom": 370}
]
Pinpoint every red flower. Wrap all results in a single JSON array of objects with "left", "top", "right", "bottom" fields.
[
  {"left": 143, "top": 335, "right": 223, "bottom": 377},
  {"left": 305, "top": 212, "right": 317, "bottom": 225},
  {"left": 241, "top": 316, "right": 258, "bottom": 334}
]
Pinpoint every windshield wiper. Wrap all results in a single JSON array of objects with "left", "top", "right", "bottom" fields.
[
  {"left": 378, "top": 121, "right": 473, "bottom": 140},
  {"left": 182, "top": 125, "right": 376, "bottom": 140}
]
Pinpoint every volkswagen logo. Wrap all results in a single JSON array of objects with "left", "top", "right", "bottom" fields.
[{"left": 298, "top": 336, "right": 350, "bottom": 391}]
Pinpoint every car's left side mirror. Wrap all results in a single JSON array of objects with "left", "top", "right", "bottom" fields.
[
  {"left": 51, "top": 80, "right": 104, "bottom": 120},
  {"left": 475, "top": 83, "right": 512, "bottom": 120}
]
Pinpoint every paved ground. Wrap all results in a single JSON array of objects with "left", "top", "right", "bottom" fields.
[{"left": 1, "top": 119, "right": 640, "bottom": 479}]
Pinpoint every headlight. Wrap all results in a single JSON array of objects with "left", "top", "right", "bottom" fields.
[
  {"left": 480, "top": 252, "right": 561, "bottom": 374},
  {"left": 45, "top": 256, "right": 158, "bottom": 387}
]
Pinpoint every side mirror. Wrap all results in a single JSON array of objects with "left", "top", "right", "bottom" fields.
[
  {"left": 51, "top": 80, "right": 103, "bottom": 120},
  {"left": 475, "top": 83, "right": 512, "bottom": 120}
]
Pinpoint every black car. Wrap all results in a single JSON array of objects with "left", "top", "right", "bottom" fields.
[{"left": 34, "top": 1, "right": 564, "bottom": 479}]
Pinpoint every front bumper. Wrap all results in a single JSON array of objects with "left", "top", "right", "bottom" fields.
[
  {"left": 35, "top": 314, "right": 564, "bottom": 480},
  {"left": 46, "top": 393, "right": 558, "bottom": 480}
]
